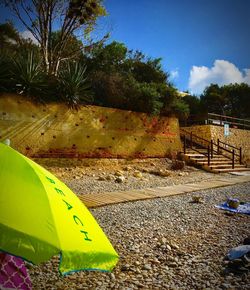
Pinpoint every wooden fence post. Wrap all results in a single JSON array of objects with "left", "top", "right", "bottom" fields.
[
  {"left": 211, "top": 140, "right": 213, "bottom": 159},
  {"left": 232, "top": 149, "right": 235, "bottom": 169},
  {"left": 208, "top": 146, "right": 210, "bottom": 166}
]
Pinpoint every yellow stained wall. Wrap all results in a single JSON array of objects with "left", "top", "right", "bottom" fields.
[{"left": 0, "top": 95, "right": 182, "bottom": 158}]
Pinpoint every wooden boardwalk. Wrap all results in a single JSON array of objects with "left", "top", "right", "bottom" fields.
[{"left": 78, "top": 174, "right": 250, "bottom": 208}]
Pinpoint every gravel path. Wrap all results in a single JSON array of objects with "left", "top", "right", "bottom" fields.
[{"left": 28, "top": 182, "right": 250, "bottom": 290}]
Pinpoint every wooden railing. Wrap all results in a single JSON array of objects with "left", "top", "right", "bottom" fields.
[
  {"left": 180, "top": 128, "right": 242, "bottom": 169},
  {"left": 207, "top": 113, "right": 250, "bottom": 130},
  {"left": 181, "top": 113, "right": 250, "bottom": 130}
]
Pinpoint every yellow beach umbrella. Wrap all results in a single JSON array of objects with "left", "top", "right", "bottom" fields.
[{"left": 0, "top": 142, "right": 119, "bottom": 275}]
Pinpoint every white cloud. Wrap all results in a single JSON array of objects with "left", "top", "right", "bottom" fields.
[
  {"left": 20, "top": 30, "right": 39, "bottom": 44},
  {"left": 188, "top": 60, "right": 250, "bottom": 95},
  {"left": 170, "top": 69, "right": 179, "bottom": 79}
]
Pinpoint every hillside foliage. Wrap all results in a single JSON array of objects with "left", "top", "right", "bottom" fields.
[{"left": 0, "top": 19, "right": 188, "bottom": 116}]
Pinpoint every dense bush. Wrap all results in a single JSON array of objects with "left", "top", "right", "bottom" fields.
[
  {"left": 200, "top": 83, "right": 250, "bottom": 118},
  {"left": 0, "top": 23, "right": 190, "bottom": 118},
  {"left": 0, "top": 51, "right": 90, "bottom": 107},
  {"left": 57, "top": 62, "right": 93, "bottom": 108},
  {"left": 85, "top": 41, "right": 189, "bottom": 117},
  {"left": 10, "top": 52, "right": 48, "bottom": 101},
  {"left": 123, "top": 78, "right": 164, "bottom": 115},
  {"left": 0, "top": 54, "right": 12, "bottom": 92}
]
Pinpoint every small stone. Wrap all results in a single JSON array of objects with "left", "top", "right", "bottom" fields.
[
  {"left": 169, "top": 242, "right": 179, "bottom": 250},
  {"left": 105, "top": 175, "right": 113, "bottom": 181},
  {"left": 115, "top": 176, "right": 125, "bottom": 183},
  {"left": 55, "top": 281, "right": 64, "bottom": 287},
  {"left": 157, "top": 170, "right": 171, "bottom": 177},
  {"left": 192, "top": 196, "right": 204, "bottom": 203},
  {"left": 115, "top": 170, "right": 124, "bottom": 176},
  {"left": 133, "top": 281, "right": 144, "bottom": 288},
  {"left": 133, "top": 171, "right": 143, "bottom": 178},
  {"left": 166, "top": 244, "right": 172, "bottom": 251},
  {"left": 161, "top": 237, "right": 167, "bottom": 244},
  {"left": 168, "top": 262, "right": 177, "bottom": 268},
  {"left": 121, "top": 264, "right": 130, "bottom": 271},
  {"left": 143, "top": 264, "right": 152, "bottom": 270}
]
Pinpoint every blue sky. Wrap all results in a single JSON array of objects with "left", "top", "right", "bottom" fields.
[
  {"left": 1, "top": 0, "right": 250, "bottom": 95},
  {"left": 101, "top": 0, "right": 250, "bottom": 94}
]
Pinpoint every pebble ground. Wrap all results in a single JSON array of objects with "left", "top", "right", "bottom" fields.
[{"left": 28, "top": 158, "right": 250, "bottom": 289}]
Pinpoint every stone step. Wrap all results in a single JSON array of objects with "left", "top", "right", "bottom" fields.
[
  {"left": 213, "top": 167, "right": 250, "bottom": 173},
  {"left": 192, "top": 157, "right": 231, "bottom": 162},
  {"left": 209, "top": 164, "right": 246, "bottom": 169},
  {"left": 185, "top": 151, "right": 233, "bottom": 158},
  {"left": 181, "top": 142, "right": 247, "bottom": 174},
  {"left": 196, "top": 160, "right": 239, "bottom": 166},
  {"left": 196, "top": 159, "right": 233, "bottom": 163},
  {"left": 184, "top": 151, "right": 229, "bottom": 157},
  {"left": 185, "top": 153, "right": 207, "bottom": 158},
  {"left": 181, "top": 149, "right": 248, "bottom": 174},
  {"left": 186, "top": 149, "right": 209, "bottom": 152}
]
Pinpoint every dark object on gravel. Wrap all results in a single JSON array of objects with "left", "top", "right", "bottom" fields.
[
  {"left": 243, "top": 237, "right": 250, "bottom": 245},
  {"left": 171, "top": 160, "right": 185, "bottom": 170},
  {"left": 224, "top": 241, "right": 250, "bottom": 275}
]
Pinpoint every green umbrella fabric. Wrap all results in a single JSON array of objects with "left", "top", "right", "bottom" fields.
[{"left": 0, "top": 142, "right": 119, "bottom": 275}]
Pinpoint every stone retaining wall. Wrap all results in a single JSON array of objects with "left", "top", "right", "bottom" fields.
[{"left": 0, "top": 94, "right": 182, "bottom": 158}]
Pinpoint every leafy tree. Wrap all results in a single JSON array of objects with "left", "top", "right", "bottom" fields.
[
  {"left": 200, "top": 84, "right": 229, "bottom": 115},
  {"left": 85, "top": 41, "right": 128, "bottom": 73},
  {"left": 0, "top": 22, "right": 20, "bottom": 53},
  {"left": 222, "top": 83, "right": 250, "bottom": 118},
  {"left": 123, "top": 77, "right": 164, "bottom": 115},
  {"left": 1, "top": 0, "right": 107, "bottom": 75},
  {"left": 161, "top": 85, "right": 189, "bottom": 119},
  {"left": 127, "top": 54, "right": 168, "bottom": 84},
  {"left": 85, "top": 41, "right": 184, "bottom": 116},
  {"left": 182, "top": 94, "right": 201, "bottom": 116},
  {"left": 200, "top": 83, "right": 250, "bottom": 119},
  {"left": 89, "top": 71, "right": 127, "bottom": 108},
  {"left": 50, "top": 31, "right": 85, "bottom": 72},
  {"left": 0, "top": 54, "right": 13, "bottom": 91}
]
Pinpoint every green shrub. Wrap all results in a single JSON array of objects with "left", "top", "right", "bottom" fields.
[
  {"left": 89, "top": 71, "right": 127, "bottom": 108},
  {"left": 58, "top": 62, "right": 93, "bottom": 108},
  {"left": 0, "top": 54, "right": 12, "bottom": 92},
  {"left": 124, "top": 78, "right": 164, "bottom": 115},
  {"left": 10, "top": 51, "right": 48, "bottom": 102}
]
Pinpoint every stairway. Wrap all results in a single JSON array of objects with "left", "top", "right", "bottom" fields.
[
  {"left": 180, "top": 128, "right": 250, "bottom": 174},
  {"left": 183, "top": 148, "right": 250, "bottom": 173}
]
